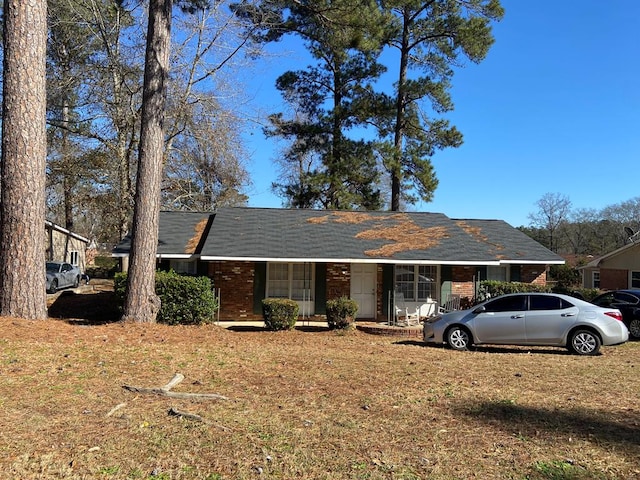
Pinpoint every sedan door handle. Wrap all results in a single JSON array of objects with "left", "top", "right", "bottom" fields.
[
  {"left": 511, "top": 314, "right": 525, "bottom": 319},
  {"left": 561, "top": 313, "right": 577, "bottom": 317}
]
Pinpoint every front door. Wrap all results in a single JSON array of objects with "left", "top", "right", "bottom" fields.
[{"left": 351, "top": 263, "right": 376, "bottom": 319}]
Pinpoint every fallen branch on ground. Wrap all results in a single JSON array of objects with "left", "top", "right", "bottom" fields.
[
  {"left": 122, "top": 373, "right": 228, "bottom": 400},
  {"left": 168, "top": 407, "right": 205, "bottom": 422}
]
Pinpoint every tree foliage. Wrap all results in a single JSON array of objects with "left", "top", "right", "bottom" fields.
[
  {"left": 522, "top": 193, "right": 640, "bottom": 257},
  {"left": 239, "top": 0, "right": 389, "bottom": 209},
  {"left": 235, "top": 0, "right": 503, "bottom": 210},
  {"left": 381, "top": 0, "right": 504, "bottom": 210},
  {"left": 42, "top": 0, "right": 253, "bottom": 247}
]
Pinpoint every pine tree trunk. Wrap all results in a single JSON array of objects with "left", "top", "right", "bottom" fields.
[
  {"left": 0, "top": 0, "right": 48, "bottom": 320},
  {"left": 121, "top": 0, "right": 173, "bottom": 323}
]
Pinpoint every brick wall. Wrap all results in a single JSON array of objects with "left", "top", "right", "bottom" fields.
[
  {"left": 448, "top": 265, "right": 548, "bottom": 305},
  {"left": 209, "top": 261, "right": 263, "bottom": 321},
  {"left": 450, "top": 266, "right": 477, "bottom": 300},
  {"left": 326, "top": 262, "right": 351, "bottom": 299},
  {"left": 520, "top": 265, "right": 547, "bottom": 285}
]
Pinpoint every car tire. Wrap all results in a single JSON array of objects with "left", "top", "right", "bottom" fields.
[
  {"left": 48, "top": 279, "right": 58, "bottom": 294},
  {"left": 73, "top": 276, "right": 80, "bottom": 288},
  {"left": 446, "top": 326, "right": 471, "bottom": 351},
  {"left": 569, "top": 329, "right": 601, "bottom": 355},
  {"left": 628, "top": 318, "right": 640, "bottom": 339}
]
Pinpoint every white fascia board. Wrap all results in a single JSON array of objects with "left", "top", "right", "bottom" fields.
[
  {"left": 199, "top": 255, "right": 502, "bottom": 266},
  {"left": 111, "top": 253, "right": 196, "bottom": 260},
  {"left": 45, "top": 220, "right": 90, "bottom": 243},
  {"left": 499, "top": 260, "right": 565, "bottom": 265}
]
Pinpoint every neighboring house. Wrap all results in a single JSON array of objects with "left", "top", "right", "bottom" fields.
[
  {"left": 46, "top": 221, "right": 90, "bottom": 273},
  {"left": 578, "top": 240, "right": 640, "bottom": 290},
  {"left": 113, "top": 207, "right": 564, "bottom": 322}
]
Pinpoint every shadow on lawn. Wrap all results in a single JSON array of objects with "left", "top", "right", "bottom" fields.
[
  {"left": 455, "top": 400, "right": 640, "bottom": 453},
  {"left": 48, "top": 290, "right": 121, "bottom": 325},
  {"left": 225, "top": 324, "right": 329, "bottom": 333},
  {"left": 396, "top": 340, "right": 572, "bottom": 355}
]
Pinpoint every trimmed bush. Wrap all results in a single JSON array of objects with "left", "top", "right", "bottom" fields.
[
  {"left": 262, "top": 298, "right": 299, "bottom": 331},
  {"left": 478, "top": 280, "right": 551, "bottom": 300},
  {"left": 114, "top": 270, "right": 218, "bottom": 325},
  {"left": 326, "top": 296, "right": 358, "bottom": 330}
]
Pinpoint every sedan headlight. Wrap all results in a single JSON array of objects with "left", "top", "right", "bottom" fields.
[{"left": 424, "top": 315, "right": 442, "bottom": 324}]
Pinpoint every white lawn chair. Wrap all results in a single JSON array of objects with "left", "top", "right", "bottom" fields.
[
  {"left": 438, "top": 294, "right": 461, "bottom": 314},
  {"left": 395, "top": 292, "right": 420, "bottom": 326}
]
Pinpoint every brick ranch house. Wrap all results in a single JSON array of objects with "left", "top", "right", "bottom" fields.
[{"left": 113, "top": 207, "right": 564, "bottom": 322}]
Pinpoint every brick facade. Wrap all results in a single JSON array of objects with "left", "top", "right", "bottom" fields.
[
  {"left": 326, "top": 263, "right": 351, "bottom": 299},
  {"left": 205, "top": 260, "right": 550, "bottom": 321},
  {"left": 209, "top": 261, "right": 260, "bottom": 320}
]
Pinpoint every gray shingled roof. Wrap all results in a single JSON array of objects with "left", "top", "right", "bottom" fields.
[
  {"left": 112, "top": 211, "right": 211, "bottom": 258},
  {"left": 112, "top": 207, "right": 564, "bottom": 265},
  {"left": 198, "top": 208, "right": 564, "bottom": 265}
]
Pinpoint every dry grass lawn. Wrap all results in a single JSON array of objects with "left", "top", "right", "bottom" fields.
[{"left": 0, "top": 287, "right": 638, "bottom": 479}]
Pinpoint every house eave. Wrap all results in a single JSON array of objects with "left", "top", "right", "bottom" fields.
[
  {"left": 200, "top": 255, "right": 508, "bottom": 266},
  {"left": 45, "top": 220, "right": 90, "bottom": 243}
]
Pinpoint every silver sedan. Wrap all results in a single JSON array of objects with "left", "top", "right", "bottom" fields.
[
  {"left": 46, "top": 262, "right": 81, "bottom": 294},
  {"left": 423, "top": 293, "right": 629, "bottom": 355}
]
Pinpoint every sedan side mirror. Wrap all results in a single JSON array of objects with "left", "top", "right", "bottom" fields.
[{"left": 472, "top": 305, "right": 486, "bottom": 314}]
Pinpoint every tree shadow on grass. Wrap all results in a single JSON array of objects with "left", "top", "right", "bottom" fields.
[
  {"left": 453, "top": 400, "right": 640, "bottom": 454},
  {"left": 48, "top": 290, "right": 121, "bottom": 325}
]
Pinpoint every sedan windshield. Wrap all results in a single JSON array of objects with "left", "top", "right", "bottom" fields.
[{"left": 46, "top": 262, "right": 60, "bottom": 273}]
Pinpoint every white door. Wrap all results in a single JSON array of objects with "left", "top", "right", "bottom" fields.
[{"left": 350, "top": 263, "right": 377, "bottom": 319}]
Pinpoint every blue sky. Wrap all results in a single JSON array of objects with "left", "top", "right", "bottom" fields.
[{"left": 241, "top": 0, "right": 640, "bottom": 227}]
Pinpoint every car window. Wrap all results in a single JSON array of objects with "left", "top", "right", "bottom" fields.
[
  {"left": 484, "top": 295, "right": 527, "bottom": 312},
  {"left": 529, "top": 295, "right": 573, "bottom": 311},
  {"left": 612, "top": 292, "right": 639, "bottom": 305},
  {"left": 593, "top": 293, "right": 614, "bottom": 307}
]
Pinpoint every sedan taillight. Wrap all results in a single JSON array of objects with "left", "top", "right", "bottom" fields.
[{"left": 605, "top": 311, "right": 623, "bottom": 322}]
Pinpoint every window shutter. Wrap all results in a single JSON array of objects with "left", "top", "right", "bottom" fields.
[
  {"left": 253, "top": 262, "right": 266, "bottom": 314},
  {"left": 314, "top": 264, "right": 327, "bottom": 314}
]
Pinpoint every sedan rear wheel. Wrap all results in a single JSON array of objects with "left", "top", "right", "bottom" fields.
[
  {"left": 446, "top": 326, "right": 471, "bottom": 351},
  {"left": 628, "top": 318, "right": 640, "bottom": 339},
  {"left": 569, "top": 329, "right": 601, "bottom": 355}
]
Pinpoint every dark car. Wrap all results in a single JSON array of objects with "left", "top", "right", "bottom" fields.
[{"left": 591, "top": 290, "right": 640, "bottom": 339}]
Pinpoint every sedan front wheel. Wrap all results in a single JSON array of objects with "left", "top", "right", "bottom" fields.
[
  {"left": 446, "top": 326, "right": 471, "bottom": 351},
  {"left": 569, "top": 329, "right": 601, "bottom": 355}
]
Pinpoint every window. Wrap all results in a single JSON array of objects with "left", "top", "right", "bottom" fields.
[
  {"left": 171, "top": 260, "right": 197, "bottom": 274},
  {"left": 267, "top": 263, "right": 314, "bottom": 301},
  {"left": 484, "top": 295, "right": 527, "bottom": 312},
  {"left": 592, "top": 271, "right": 600, "bottom": 289},
  {"left": 487, "top": 266, "right": 507, "bottom": 281},
  {"left": 69, "top": 251, "right": 79, "bottom": 266},
  {"left": 395, "top": 265, "right": 436, "bottom": 301},
  {"left": 631, "top": 271, "right": 640, "bottom": 289},
  {"left": 530, "top": 295, "right": 573, "bottom": 311}
]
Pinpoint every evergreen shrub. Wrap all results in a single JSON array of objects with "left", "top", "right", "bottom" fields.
[
  {"left": 114, "top": 270, "right": 217, "bottom": 325},
  {"left": 262, "top": 298, "right": 299, "bottom": 331},
  {"left": 326, "top": 296, "right": 358, "bottom": 330}
]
